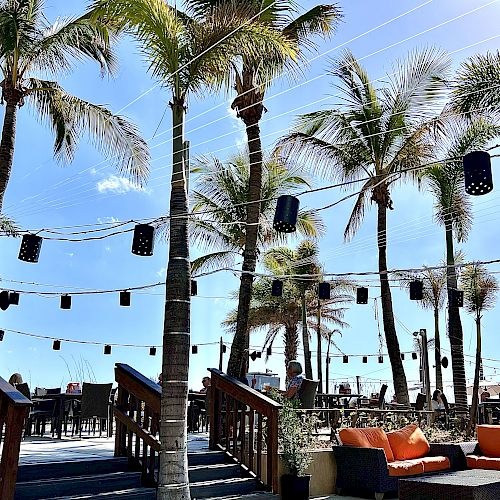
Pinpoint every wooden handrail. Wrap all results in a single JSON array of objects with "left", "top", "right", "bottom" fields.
[
  {"left": 208, "top": 368, "right": 282, "bottom": 493},
  {"left": 114, "top": 363, "right": 161, "bottom": 486},
  {"left": 0, "top": 376, "right": 32, "bottom": 500}
]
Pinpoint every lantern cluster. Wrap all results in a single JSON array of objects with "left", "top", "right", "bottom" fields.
[{"left": 0, "top": 291, "right": 20, "bottom": 311}]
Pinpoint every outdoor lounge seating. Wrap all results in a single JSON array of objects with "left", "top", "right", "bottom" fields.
[
  {"left": 333, "top": 424, "right": 455, "bottom": 499},
  {"left": 298, "top": 378, "right": 319, "bottom": 409},
  {"left": 467, "top": 424, "right": 500, "bottom": 470}
]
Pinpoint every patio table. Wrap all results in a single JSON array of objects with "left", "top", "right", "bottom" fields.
[{"left": 33, "top": 393, "right": 82, "bottom": 439}]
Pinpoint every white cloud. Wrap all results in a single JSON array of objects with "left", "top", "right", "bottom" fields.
[
  {"left": 96, "top": 175, "right": 144, "bottom": 194},
  {"left": 97, "top": 216, "right": 120, "bottom": 224},
  {"left": 157, "top": 267, "right": 167, "bottom": 278}
]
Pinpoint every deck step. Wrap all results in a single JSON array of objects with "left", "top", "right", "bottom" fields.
[
  {"left": 43, "top": 488, "right": 156, "bottom": 499},
  {"left": 187, "top": 450, "right": 226, "bottom": 466},
  {"left": 188, "top": 463, "right": 241, "bottom": 483},
  {"left": 15, "top": 471, "right": 142, "bottom": 500},
  {"left": 17, "top": 457, "right": 129, "bottom": 482},
  {"left": 190, "top": 477, "right": 260, "bottom": 499}
]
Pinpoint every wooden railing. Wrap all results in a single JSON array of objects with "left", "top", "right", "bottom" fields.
[
  {"left": 0, "top": 376, "right": 32, "bottom": 500},
  {"left": 208, "top": 368, "right": 282, "bottom": 493},
  {"left": 114, "top": 363, "right": 160, "bottom": 486}
]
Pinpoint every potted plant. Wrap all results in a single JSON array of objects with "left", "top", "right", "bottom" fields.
[{"left": 273, "top": 393, "right": 316, "bottom": 500}]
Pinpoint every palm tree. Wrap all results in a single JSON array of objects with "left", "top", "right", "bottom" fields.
[
  {"left": 460, "top": 263, "right": 498, "bottom": 434},
  {"left": 423, "top": 115, "right": 500, "bottom": 412},
  {"left": 91, "top": 1, "right": 294, "bottom": 498},
  {"left": 188, "top": 0, "right": 342, "bottom": 379},
  {"left": 278, "top": 49, "right": 451, "bottom": 404},
  {"left": 189, "top": 152, "right": 323, "bottom": 275},
  {"left": 0, "top": 0, "right": 150, "bottom": 214}
]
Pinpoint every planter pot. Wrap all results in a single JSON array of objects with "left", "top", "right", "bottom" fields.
[{"left": 280, "top": 473, "right": 311, "bottom": 500}]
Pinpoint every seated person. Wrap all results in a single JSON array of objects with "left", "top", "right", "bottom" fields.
[
  {"left": 8, "top": 372, "right": 23, "bottom": 386},
  {"left": 431, "top": 389, "right": 446, "bottom": 411},
  {"left": 281, "top": 360, "right": 304, "bottom": 400},
  {"left": 481, "top": 387, "right": 491, "bottom": 402}
]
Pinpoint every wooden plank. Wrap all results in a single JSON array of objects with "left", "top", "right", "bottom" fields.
[
  {"left": 256, "top": 415, "right": 262, "bottom": 480},
  {"left": 268, "top": 407, "right": 279, "bottom": 493},
  {"left": 114, "top": 409, "right": 160, "bottom": 452},
  {"left": 0, "top": 377, "right": 32, "bottom": 407},
  {"left": 209, "top": 386, "right": 220, "bottom": 450},
  {"left": 115, "top": 365, "right": 160, "bottom": 414},
  {"left": 248, "top": 409, "right": 254, "bottom": 470},
  {"left": 232, "top": 398, "right": 238, "bottom": 457},
  {"left": 225, "top": 396, "right": 231, "bottom": 451},
  {"left": 239, "top": 406, "right": 246, "bottom": 464}
]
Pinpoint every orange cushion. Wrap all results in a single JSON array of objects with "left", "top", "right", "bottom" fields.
[
  {"left": 387, "top": 424, "right": 430, "bottom": 460},
  {"left": 387, "top": 459, "right": 424, "bottom": 477},
  {"left": 477, "top": 425, "right": 500, "bottom": 458},
  {"left": 420, "top": 456, "right": 450, "bottom": 473},
  {"left": 467, "top": 455, "right": 500, "bottom": 470},
  {"left": 339, "top": 427, "right": 394, "bottom": 462}
]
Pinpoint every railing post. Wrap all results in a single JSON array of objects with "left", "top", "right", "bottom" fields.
[
  {"left": 114, "top": 385, "right": 128, "bottom": 457},
  {"left": 209, "top": 384, "right": 220, "bottom": 450},
  {"left": 267, "top": 406, "right": 279, "bottom": 494}
]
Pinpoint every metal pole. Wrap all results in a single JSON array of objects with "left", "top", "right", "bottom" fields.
[
  {"left": 421, "top": 329, "right": 432, "bottom": 411},
  {"left": 219, "top": 336, "right": 223, "bottom": 371}
]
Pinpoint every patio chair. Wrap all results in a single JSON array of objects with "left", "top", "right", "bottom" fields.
[
  {"left": 28, "top": 398, "right": 57, "bottom": 437},
  {"left": 378, "top": 384, "right": 388, "bottom": 410},
  {"left": 73, "top": 382, "right": 112, "bottom": 437},
  {"left": 45, "top": 387, "right": 61, "bottom": 395},
  {"left": 298, "top": 379, "right": 319, "bottom": 409},
  {"left": 34, "top": 387, "right": 46, "bottom": 397},
  {"left": 415, "top": 393, "right": 426, "bottom": 411},
  {"left": 15, "top": 382, "right": 31, "bottom": 400}
]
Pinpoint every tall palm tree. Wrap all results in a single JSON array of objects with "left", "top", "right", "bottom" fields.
[
  {"left": 278, "top": 49, "right": 451, "bottom": 404},
  {"left": 423, "top": 115, "right": 500, "bottom": 412},
  {"left": 460, "top": 263, "right": 498, "bottom": 434},
  {"left": 188, "top": 0, "right": 341, "bottom": 378},
  {"left": 0, "top": 0, "right": 150, "bottom": 213},
  {"left": 91, "top": 1, "right": 294, "bottom": 498},
  {"left": 189, "top": 152, "right": 323, "bottom": 276}
]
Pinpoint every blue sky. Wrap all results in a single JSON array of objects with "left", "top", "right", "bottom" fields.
[{"left": 1, "top": 0, "right": 500, "bottom": 400}]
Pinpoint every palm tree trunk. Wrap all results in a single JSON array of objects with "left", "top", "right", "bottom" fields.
[
  {"left": 445, "top": 221, "right": 468, "bottom": 413},
  {"left": 284, "top": 324, "right": 298, "bottom": 382},
  {"left": 467, "top": 315, "right": 482, "bottom": 436},
  {"left": 158, "top": 97, "right": 191, "bottom": 500},
  {"left": 0, "top": 98, "right": 19, "bottom": 212},
  {"left": 301, "top": 293, "right": 313, "bottom": 379},
  {"left": 376, "top": 201, "right": 409, "bottom": 404},
  {"left": 434, "top": 308, "right": 443, "bottom": 391},
  {"left": 316, "top": 301, "right": 323, "bottom": 393},
  {"left": 326, "top": 335, "right": 331, "bottom": 394},
  {"left": 227, "top": 68, "right": 265, "bottom": 378}
]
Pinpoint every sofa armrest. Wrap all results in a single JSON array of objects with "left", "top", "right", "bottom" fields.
[
  {"left": 428, "top": 441, "right": 478, "bottom": 470},
  {"left": 333, "top": 446, "right": 394, "bottom": 493}
]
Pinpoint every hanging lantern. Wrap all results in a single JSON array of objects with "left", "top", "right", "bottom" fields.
[
  {"left": 378, "top": 356, "right": 384, "bottom": 364},
  {"left": 149, "top": 347, "right": 157, "bottom": 356},
  {"left": 343, "top": 355, "right": 349, "bottom": 364},
  {"left": 53, "top": 340, "right": 61, "bottom": 351},
  {"left": 257, "top": 351, "right": 262, "bottom": 359},
  {"left": 318, "top": 282, "right": 331, "bottom": 300},
  {"left": 412, "top": 352, "right": 418, "bottom": 360},
  {"left": 273, "top": 195, "right": 299, "bottom": 233},
  {"left": 18, "top": 234, "right": 42, "bottom": 263},
  {"left": 0, "top": 330, "right": 4, "bottom": 341},
  {"left": 362, "top": 356, "right": 368, "bottom": 364},
  {"left": 250, "top": 351, "right": 258, "bottom": 362},
  {"left": 271, "top": 279, "right": 283, "bottom": 297},
  {"left": 60, "top": 295, "right": 72, "bottom": 310},
  {"left": 401, "top": 353, "right": 405, "bottom": 361},
  {"left": 191, "top": 280, "right": 198, "bottom": 296},
  {"left": 9, "top": 292, "right": 19, "bottom": 305},
  {"left": 120, "top": 291, "right": 131, "bottom": 307},
  {"left": 131, "top": 224, "right": 155, "bottom": 256},
  {"left": 326, "top": 357, "right": 330, "bottom": 364},
  {"left": 450, "top": 289, "right": 464, "bottom": 308},
  {"left": 441, "top": 356, "right": 449, "bottom": 369},
  {"left": 463, "top": 151, "right": 493, "bottom": 196},
  {"left": 409, "top": 280, "right": 423, "bottom": 300},
  {"left": 222, "top": 344, "right": 227, "bottom": 353},
  {"left": 104, "top": 345, "right": 112, "bottom": 355},
  {"left": 0, "top": 291, "right": 9, "bottom": 311},
  {"left": 266, "top": 346, "right": 272, "bottom": 356},
  {"left": 192, "top": 345, "right": 198, "bottom": 354},
  {"left": 356, "top": 287, "right": 368, "bottom": 304}
]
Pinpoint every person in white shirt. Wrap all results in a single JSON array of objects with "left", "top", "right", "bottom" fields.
[{"left": 431, "top": 389, "right": 446, "bottom": 411}]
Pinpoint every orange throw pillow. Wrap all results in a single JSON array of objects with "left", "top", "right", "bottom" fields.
[
  {"left": 387, "top": 424, "right": 430, "bottom": 460},
  {"left": 477, "top": 425, "right": 500, "bottom": 458},
  {"left": 339, "top": 427, "right": 394, "bottom": 462}
]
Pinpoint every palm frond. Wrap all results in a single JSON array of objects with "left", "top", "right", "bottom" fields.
[
  {"left": 191, "top": 250, "right": 238, "bottom": 275},
  {"left": 460, "top": 262, "right": 498, "bottom": 314},
  {"left": 0, "top": 213, "right": 19, "bottom": 236}
]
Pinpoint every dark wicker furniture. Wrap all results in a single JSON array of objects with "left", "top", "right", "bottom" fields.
[{"left": 399, "top": 469, "right": 500, "bottom": 499}]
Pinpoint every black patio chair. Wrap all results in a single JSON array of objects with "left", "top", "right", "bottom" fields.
[
  {"left": 378, "top": 384, "right": 388, "bottom": 410},
  {"left": 73, "top": 382, "right": 112, "bottom": 437},
  {"left": 28, "top": 398, "right": 57, "bottom": 437},
  {"left": 298, "top": 379, "right": 319, "bottom": 409}
]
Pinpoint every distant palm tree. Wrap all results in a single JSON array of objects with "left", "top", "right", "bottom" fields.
[
  {"left": 189, "top": 152, "right": 324, "bottom": 275},
  {"left": 0, "top": 214, "right": 17, "bottom": 236},
  {"left": 0, "top": 0, "right": 150, "bottom": 213},
  {"left": 460, "top": 263, "right": 498, "bottom": 434},
  {"left": 423, "top": 115, "right": 500, "bottom": 412},
  {"left": 278, "top": 48, "right": 451, "bottom": 404},
  {"left": 91, "top": 1, "right": 294, "bottom": 497}
]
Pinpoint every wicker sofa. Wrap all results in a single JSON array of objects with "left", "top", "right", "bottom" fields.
[
  {"left": 466, "top": 425, "right": 500, "bottom": 470},
  {"left": 333, "top": 425, "right": 468, "bottom": 500}
]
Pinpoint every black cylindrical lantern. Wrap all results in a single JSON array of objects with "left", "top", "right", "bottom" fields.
[
  {"left": 60, "top": 295, "right": 71, "bottom": 310},
  {"left": 9, "top": 292, "right": 19, "bottom": 305},
  {"left": 18, "top": 234, "right": 42, "bottom": 263},
  {"left": 222, "top": 344, "right": 227, "bottom": 353},
  {"left": 0, "top": 330, "right": 4, "bottom": 341},
  {"left": 192, "top": 345, "right": 198, "bottom": 354},
  {"left": 250, "top": 351, "right": 257, "bottom": 362},
  {"left": 464, "top": 151, "right": 493, "bottom": 196},
  {"left": 318, "top": 282, "right": 331, "bottom": 300},
  {"left": 191, "top": 280, "right": 198, "bottom": 296},
  {"left": 271, "top": 279, "right": 283, "bottom": 297},
  {"left": 104, "top": 344, "right": 112, "bottom": 355},
  {"left": 149, "top": 347, "right": 157, "bottom": 356},
  {"left": 53, "top": 340, "right": 61, "bottom": 351},
  {"left": 441, "top": 356, "right": 449, "bottom": 368},
  {"left": 401, "top": 353, "right": 405, "bottom": 361},
  {"left": 356, "top": 287, "right": 368, "bottom": 304},
  {"left": 343, "top": 355, "right": 348, "bottom": 364},
  {"left": 131, "top": 224, "right": 155, "bottom": 256},
  {"left": 412, "top": 352, "right": 418, "bottom": 360},
  {"left": 273, "top": 195, "right": 299, "bottom": 233},
  {"left": 256, "top": 351, "right": 262, "bottom": 359},
  {"left": 0, "top": 291, "right": 9, "bottom": 311},
  {"left": 267, "top": 347, "right": 272, "bottom": 356},
  {"left": 362, "top": 356, "right": 368, "bottom": 363},
  {"left": 378, "top": 356, "right": 384, "bottom": 364},
  {"left": 450, "top": 289, "right": 464, "bottom": 308},
  {"left": 120, "top": 290, "right": 131, "bottom": 307},
  {"left": 409, "top": 280, "right": 423, "bottom": 300},
  {"left": 326, "top": 357, "right": 330, "bottom": 364}
]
